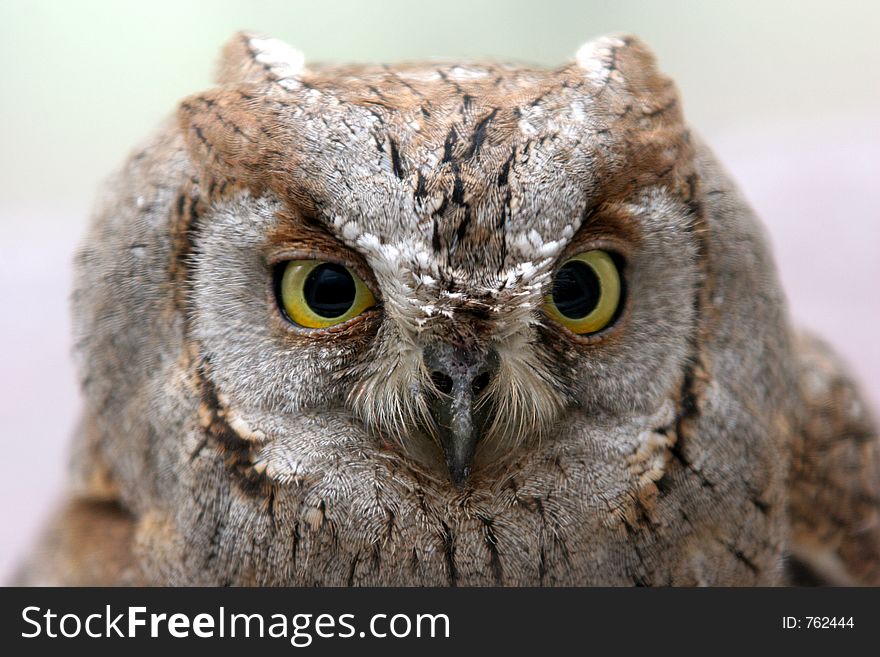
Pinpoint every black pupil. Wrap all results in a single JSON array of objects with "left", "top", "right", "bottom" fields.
[
  {"left": 552, "top": 261, "right": 601, "bottom": 319},
  {"left": 303, "top": 263, "right": 357, "bottom": 318}
]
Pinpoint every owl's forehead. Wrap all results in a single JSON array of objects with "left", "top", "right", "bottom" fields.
[{"left": 276, "top": 63, "right": 640, "bottom": 280}]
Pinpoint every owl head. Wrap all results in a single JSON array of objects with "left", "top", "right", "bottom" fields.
[{"left": 70, "top": 33, "right": 794, "bottom": 585}]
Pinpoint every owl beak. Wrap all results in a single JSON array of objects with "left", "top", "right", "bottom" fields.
[{"left": 424, "top": 344, "right": 498, "bottom": 486}]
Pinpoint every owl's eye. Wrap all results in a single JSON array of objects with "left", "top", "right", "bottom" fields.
[
  {"left": 543, "top": 250, "right": 622, "bottom": 335},
  {"left": 277, "top": 260, "right": 376, "bottom": 329}
]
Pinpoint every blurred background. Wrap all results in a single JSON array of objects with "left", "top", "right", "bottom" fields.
[{"left": 1, "top": 0, "right": 878, "bottom": 581}]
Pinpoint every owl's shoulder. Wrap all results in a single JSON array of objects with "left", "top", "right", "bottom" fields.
[{"left": 788, "top": 331, "right": 880, "bottom": 584}]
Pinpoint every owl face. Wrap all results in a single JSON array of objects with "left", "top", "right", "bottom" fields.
[
  {"left": 73, "top": 33, "right": 794, "bottom": 584},
  {"left": 186, "top": 34, "right": 700, "bottom": 487}
]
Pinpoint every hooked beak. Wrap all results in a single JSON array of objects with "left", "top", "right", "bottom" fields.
[{"left": 424, "top": 344, "right": 498, "bottom": 486}]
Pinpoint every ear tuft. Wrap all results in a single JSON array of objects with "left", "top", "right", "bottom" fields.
[
  {"left": 215, "top": 31, "right": 306, "bottom": 88},
  {"left": 574, "top": 34, "right": 666, "bottom": 95}
]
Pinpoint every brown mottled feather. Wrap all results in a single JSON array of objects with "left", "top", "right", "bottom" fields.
[{"left": 13, "top": 32, "right": 879, "bottom": 586}]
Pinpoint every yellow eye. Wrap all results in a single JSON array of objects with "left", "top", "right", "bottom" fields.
[
  {"left": 278, "top": 260, "right": 377, "bottom": 329},
  {"left": 543, "top": 250, "right": 622, "bottom": 335}
]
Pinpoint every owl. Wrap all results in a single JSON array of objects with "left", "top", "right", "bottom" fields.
[{"left": 17, "top": 32, "right": 879, "bottom": 586}]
